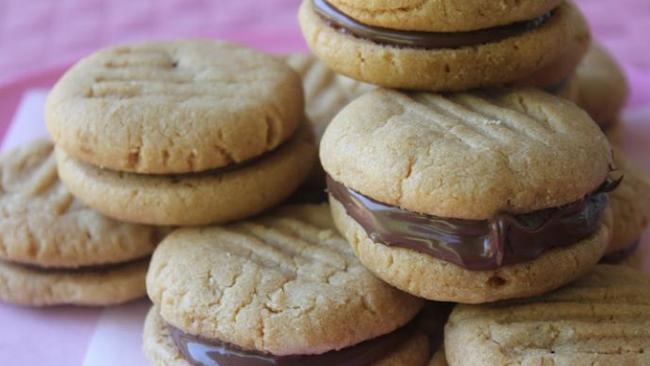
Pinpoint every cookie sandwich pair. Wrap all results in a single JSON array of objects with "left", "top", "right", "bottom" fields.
[
  {"left": 0, "top": 140, "right": 161, "bottom": 306},
  {"left": 46, "top": 40, "right": 315, "bottom": 226},
  {"left": 143, "top": 204, "right": 443, "bottom": 366},
  {"left": 300, "top": 0, "right": 589, "bottom": 92},
  {"left": 322, "top": 87, "right": 617, "bottom": 304}
]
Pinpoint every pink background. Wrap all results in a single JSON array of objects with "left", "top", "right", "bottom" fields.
[
  {"left": 0, "top": 1, "right": 648, "bottom": 365},
  {"left": 0, "top": 0, "right": 648, "bottom": 106}
]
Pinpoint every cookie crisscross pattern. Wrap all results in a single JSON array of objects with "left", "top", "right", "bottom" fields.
[
  {"left": 147, "top": 204, "right": 421, "bottom": 356},
  {"left": 46, "top": 40, "right": 303, "bottom": 174},
  {"left": 446, "top": 265, "right": 650, "bottom": 365},
  {"left": 0, "top": 139, "right": 157, "bottom": 268}
]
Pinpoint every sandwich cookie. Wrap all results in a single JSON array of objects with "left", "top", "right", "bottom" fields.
[
  {"left": 55, "top": 127, "right": 314, "bottom": 226},
  {"left": 299, "top": 0, "right": 588, "bottom": 91},
  {"left": 284, "top": 53, "right": 374, "bottom": 198},
  {"left": 576, "top": 43, "right": 629, "bottom": 131},
  {"left": 0, "top": 140, "right": 161, "bottom": 306},
  {"left": 600, "top": 148, "right": 650, "bottom": 268},
  {"left": 322, "top": 88, "right": 616, "bottom": 303},
  {"left": 48, "top": 40, "right": 315, "bottom": 226},
  {"left": 144, "top": 204, "right": 428, "bottom": 366},
  {"left": 445, "top": 265, "right": 650, "bottom": 365}
]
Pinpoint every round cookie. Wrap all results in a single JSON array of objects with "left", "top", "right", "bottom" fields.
[
  {"left": 46, "top": 40, "right": 303, "bottom": 174},
  {"left": 602, "top": 148, "right": 650, "bottom": 262},
  {"left": 322, "top": 88, "right": 614, "bottom": 303},
  {"left": 55, "top": 129, "right": 315, "bottom": 226},
  {"left": 0, "top": 259, "right": 147, "bottom": 306},
  {"left": 0, "top": 139, "right": 159, "bottom": 268},
  {"left": 299, "top": 0, "right": 588, "bottom": 91},
  {"left": 445, "top": 265, "right": 650, "bottom": 365},
  {"left": 576, "top": 43, "right": 629, "bottom": 130},
  {"left": 322, "top": 0, "right": 560, "bottom": 32},
  {"left": 145, "top": 204, "right": 426, "bottom": 364}
]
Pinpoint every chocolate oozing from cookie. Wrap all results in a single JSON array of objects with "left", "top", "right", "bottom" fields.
[
  {"left": 328, "top": 176, "right": 619, "bottom": 271},
  {"left": 600, "top": 240, "right": 640, "bottom": 264},
  {"left": 312, "top": 0, "right": 554, "bottom": 49},
  {"left": 169, "top": 321, "right": 418, "bottom": 366}
]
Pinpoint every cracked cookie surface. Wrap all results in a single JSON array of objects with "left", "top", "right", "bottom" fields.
[
  {"left": 146, "top": 204, "right": 423, "bottom": 355},
  {"left": 46, "top": 40, "right": 303, "bottom": 174},
  {"left": 445, "top": 265, "right": 650, "bottom": 365},
  {"left": 320, "top": 88, "right": 611, "bottom": 219},
  {"left": 0, "top": 139, "right": 159, "bottom": 268}
]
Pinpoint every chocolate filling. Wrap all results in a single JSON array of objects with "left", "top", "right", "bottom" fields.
[
  {"left": 169, "top": 320, "right": 419, "bottom": 366},
  {"left": 328, "top": 176, "right": 620, "bottom": 271},
  {"left": 600, "top": 241, "right": 640, "bottom": 264},
  {"left": 12, "top": 256, "right": 149, "bottom": 274},
  {"left": 312, "top": 0, "right": 554, "bottom": 49}
]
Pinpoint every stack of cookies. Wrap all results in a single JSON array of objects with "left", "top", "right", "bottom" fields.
[
  {"left": 2, "top": 1, "right": 649, "bottom": 365},
  {"left": 1, "top": 40, "right": 320, "bottom": 307},
  {"left": 46, "top": 40, "right": 315, "bottom": 226},
  {"left": 292, "top": 0, "right": 650, "bottom": 363}
]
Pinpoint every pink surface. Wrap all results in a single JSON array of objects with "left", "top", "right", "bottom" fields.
[
  {"left": 0, "top": 1, "right": 649, "bottom": 365},
  {"left": 0, "top": 305, "right": 99, "bottom": 366}
]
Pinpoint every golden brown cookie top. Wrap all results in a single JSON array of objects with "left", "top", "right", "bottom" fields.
[
  {"left": 323, "top": 0, "right": 561, "bottom": 32},
  {"left": 146, "top": 204, "right": 423, "bottom": 356},
  {"left": 0, "top": 139, "right": 159, "bottom": 268},
  {"left": 321, "top": 88, "right": 611, "bottom": 219},
  {"left": 46, "top": 40, "right": 304, "bottom": 174},
  {"left": 445, "top": 265, "right": 650, "bottom": 365}
]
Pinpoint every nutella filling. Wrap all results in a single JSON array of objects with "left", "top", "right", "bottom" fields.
[
  {"left": 169, "top": 321, "right": 418, "bottom": 366},
  {"left": 328, "top": 176, "right": 619, "bottom": 271},
  {"left": 12, "top": 256, "right": 149, "bottom": 274},
  {"left": 312, "top": 0, "right": 555, "bottom": 49},
  {"left": 600, "top": 240, "right": 640, "bottom": 264}
]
